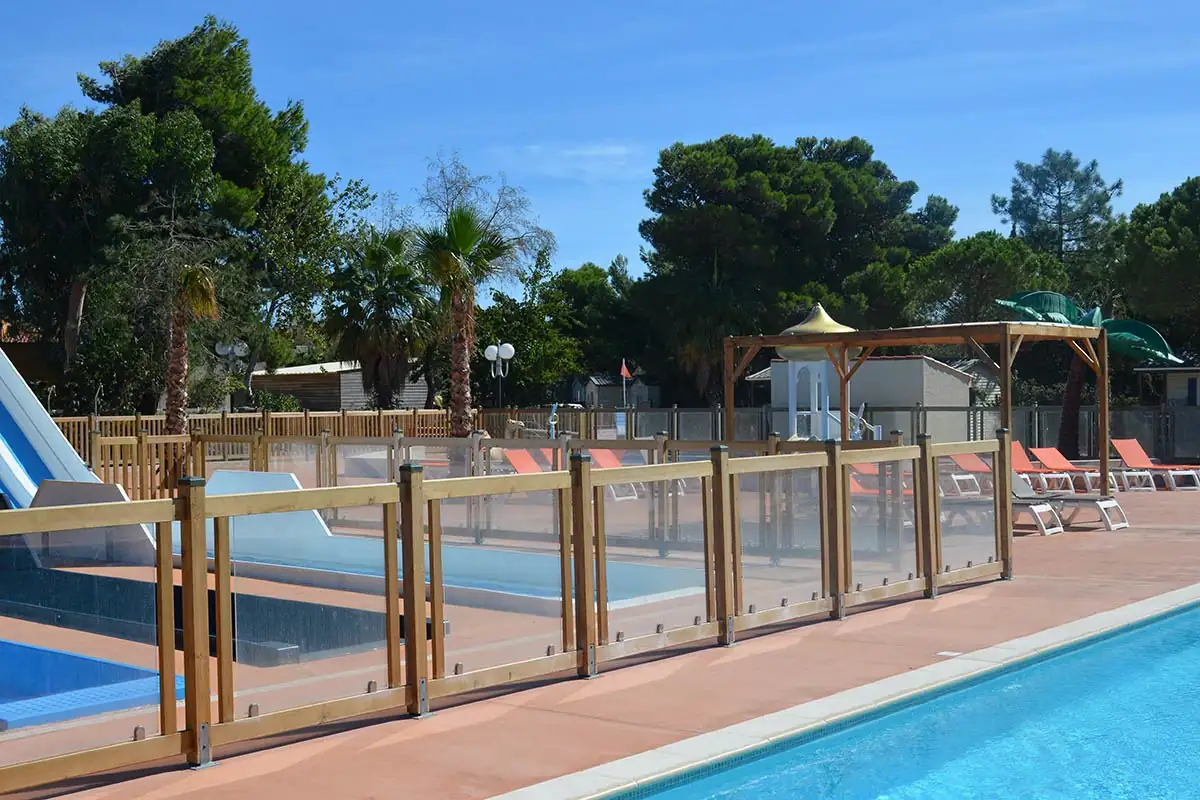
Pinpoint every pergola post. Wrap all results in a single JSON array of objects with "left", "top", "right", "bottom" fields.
[
  {"left": 723, "top": 338, "right": 735, "bottom": 441},
  {"left": 1098, "top": 329, "right": 1111, "bottom": 495},
  {"left": 838, "top": 346, "right": 850, "bottom": 443},
  {"left": 999, "top": 323, "right": 1014, "bottom": 442}
]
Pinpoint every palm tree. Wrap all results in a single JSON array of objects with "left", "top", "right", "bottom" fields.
[
  {"left": 995, "top": 291, "right": 1181, "bottom": 458},
  {"left": 415, "top": 206, "right": 516, "bottom": 437},
  {"left": 325, "top": 229, "right": 432, "bottom": 409},
  {"left": 165, "top": 265, "right": 219, "bottom": 435}
]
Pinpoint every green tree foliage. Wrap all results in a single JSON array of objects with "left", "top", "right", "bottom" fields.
[
  {"left": 474, "top": 258, "right": 581, "bottom": 407},
  {"left": 0, "top": 16, "right": 367, "bottom": 412},
  {"left": 545, "top": 255, "right": 632, "bottom": 375},
  {"left": 909, "top": 233, "right": 1067, "bottom": 324},
  {"left": 991, "top": 148, "right": 1123, "bottom": 302},
  {"left": 324, "top": 229, "right": 432, "bottom": 409},
  {"left": 633, "top": 134, "right": 955, "bottom": 403},
  {"left": 1122, "top": 176, "right": 1200, "bottom": 358}
]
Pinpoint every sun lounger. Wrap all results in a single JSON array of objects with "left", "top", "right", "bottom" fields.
[
  {"left": 1013, "top": 473, "right": 1128, "bottom": 532},
  {"left": 1029, "top": 447, "right": 1120, "bottom": 494},
  {"left": 503, "top": 448, "right": 543, "bottom": 475},
  {"left": 946, "top": 452, "right": 989, "bottom": 496},
  {"left": 1011, "top": 441, "right": 1071, "bottom": 491},
  {"left": 1111, "top": 439, "right": 1198, "bottom": 491},
  {"left": 588, "top": 449, "right": 640, "bottom": 502}
]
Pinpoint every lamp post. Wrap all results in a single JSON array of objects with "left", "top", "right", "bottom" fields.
[{"left": 484, "top": 342, "right": 515, "bottom": 408}]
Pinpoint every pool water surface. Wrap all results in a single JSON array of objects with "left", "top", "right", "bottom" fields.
[{"left": 632, "top": 604, "right": 1200, "bottom": 799}]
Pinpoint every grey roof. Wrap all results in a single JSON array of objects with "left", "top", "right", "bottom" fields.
[{"left": 1134, "top": 365, "right": 1200, "bottom": 373}]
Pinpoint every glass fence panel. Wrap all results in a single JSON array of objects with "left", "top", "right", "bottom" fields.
[
  {"left": 737, "top": 468, "right": 824, "bottom": 614},
  {"left": 599, "top": 479, "right": 708, "bottom": 642},
  {"left": 435, "top": 490, "right": 567, "bottom": 674},
  {"left": 846, "top": 460, "right": 918, "bottom": 591},
  {"left": 0, "top": 524, "right": 170, "bottom": 766},
  {"left": 936, "top": 453, "right": 998, "bottom": 572}
]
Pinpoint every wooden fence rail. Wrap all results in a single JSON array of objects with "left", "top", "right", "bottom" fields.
[
  {"left": 0, "top": 432, "right": 1013, "bottom": 794},
  {"left": 54, "top": 409, "right": 458, "bottom": 465}
]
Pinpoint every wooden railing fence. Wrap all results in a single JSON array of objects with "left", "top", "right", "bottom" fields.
[{"left": 0, "top": 431, "right": 1013, "bottom": 793}]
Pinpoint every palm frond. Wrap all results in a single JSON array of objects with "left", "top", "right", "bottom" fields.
[
  {"left": 1102, "top": 319, "right": 1184, "bottom": 365},
  {"left": 176, "top": 264, "right": 219, "bottom": 320},
  {"left": 994, "top": 291, "right": 1081, "bottom": 325}
]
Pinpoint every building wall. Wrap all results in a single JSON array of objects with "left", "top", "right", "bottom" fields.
[
  {"left": 251, "top": 373, "right": 341, "bottom": 410},
  {"left": 766, "top": 357, "right": 972, "bottom": 443},
  {"left": 1166, "top": 373, "right": 1200, "bottom": 405},
  {"left": 920, "top": 362, "right": 973, "bottom": 443},
  {"left": 767, "top": 358, "right": 967, "bottom": 408},
  {"left": 339, "top": 371, "right": 370, "bottom": 410},
  {"left": 584, "top": 381, "right": 657, "bottom": 408}
]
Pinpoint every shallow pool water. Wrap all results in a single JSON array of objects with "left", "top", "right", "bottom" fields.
[{"left": 638, "top": 604, "right": 1200, "bottom": 799}]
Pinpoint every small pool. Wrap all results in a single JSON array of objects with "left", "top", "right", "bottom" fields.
[
  {"left": 0, "top": 640, "right": 183, "bottom": 730},
  {"left": 623, "top": 604, "right": 1200, "bottom": 799}
]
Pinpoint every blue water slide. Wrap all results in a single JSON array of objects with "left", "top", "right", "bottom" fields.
[{"left": 0, "top": 347, "right": 99, "bottom": 508}]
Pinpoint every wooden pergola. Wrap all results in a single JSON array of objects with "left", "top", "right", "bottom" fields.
[{"left": 724, "top": 320, "right": 1113, "bottom": 492}]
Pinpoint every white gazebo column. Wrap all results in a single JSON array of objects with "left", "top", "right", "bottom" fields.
[{"left": 787, "top": 360, "right": 799, "bottom": 439}]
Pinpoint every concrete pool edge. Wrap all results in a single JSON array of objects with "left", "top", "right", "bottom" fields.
[{"left": 489, "top": 582, "right": 1200, "bottom": 800}]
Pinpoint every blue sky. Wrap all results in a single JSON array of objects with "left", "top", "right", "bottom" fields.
[{"left": 2, "top": 0, "right": 1198, "bottom": 275}]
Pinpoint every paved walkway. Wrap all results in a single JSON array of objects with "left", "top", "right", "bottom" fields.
[{"left": 16, "top": 493, "right": 1200, "bottom": 799}]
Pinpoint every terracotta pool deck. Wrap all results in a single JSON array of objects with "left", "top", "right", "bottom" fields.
[{"left": 12, "top": 491, "right": 1200, "bottom": 799}]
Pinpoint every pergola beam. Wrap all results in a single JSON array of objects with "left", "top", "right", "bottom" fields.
[{"left": 728, "top": 321, "right": 1100, "bottom": 351}]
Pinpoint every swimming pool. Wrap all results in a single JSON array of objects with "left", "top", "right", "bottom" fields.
[
  {"left": 0, "top": 640, "right": 184, "bottom": 730},
  {"left": 612, "top": 598, "right": 1200, "bottom": 799}
]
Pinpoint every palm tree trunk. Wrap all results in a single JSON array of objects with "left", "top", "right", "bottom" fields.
[
  {"left": 63, "top": 279, "right": 88, "bottom": 370},
  {"left": 448, "top": 288, "right": 475, "bottom": 437},
  {"left": 1056, "top": 354, "right": 1087, "bottom": 460},
  {"left": 165, "top": 304, "right": 190, "bottom": 435},
  {"left": 422, "top": 348, "right": 440, "bottom": 409}
]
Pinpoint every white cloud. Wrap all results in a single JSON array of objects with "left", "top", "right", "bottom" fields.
[{"left": 492, "top": 142, "right": 648, "bottom": 183}]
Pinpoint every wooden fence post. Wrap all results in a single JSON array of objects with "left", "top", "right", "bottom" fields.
[
  {"left": 823, "top": 440, "right": 847, "bottom": 619},
  {"left": 569, "top": 454, "right": 598, "bottom": 676},
  {"left": 191, "top": 434, "right": 206, "bottom": 483},
  {"left": 398, "top": 464, "right": 429, "bottom": 715},
  {"left": 137, "top": 430, "right": 150, "bottom": 501},
  {"left": 709, "top": 446, "right": 735, "bottom": 645},
  {"left": 88, "top": 430, "right": 101, "bottom": 473},
  {"left": 178, "top": 477, "right": 212, "bottom": 766},
  {"left": 916, "top": 434, "right": 939, "bottom": 598},
  {"left": 995, "top": 428, "right": 1014, "bottom": 579}
]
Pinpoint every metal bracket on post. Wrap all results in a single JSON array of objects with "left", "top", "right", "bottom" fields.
[
  {"left": 586, "top": 643, "right": 597, "bottom": 678},
  {"left": 416, "top": 678, "right": 429, "bottom": 717},
  {"left": 192, "top": 722, "right": 212, "bottom": 770}
]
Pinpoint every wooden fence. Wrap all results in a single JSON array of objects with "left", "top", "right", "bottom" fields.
[
  {"left": 0, "top": 431, "right": 1013, "bottom": 793},
  {"left": 55, "top": 410, "right": 456, "bottom": 464}
]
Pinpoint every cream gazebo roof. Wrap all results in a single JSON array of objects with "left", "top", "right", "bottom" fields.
[{"left": 776, "top": 304, "right": 858, "bottom": 361}]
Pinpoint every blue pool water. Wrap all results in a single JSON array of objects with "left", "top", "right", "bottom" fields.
[
  {"left": 0, "top": 640, "right": 184, "bottom": 730},
  {"left": 184, "top": 471, "right": 704, "bottom": 604},
  {"left": 635, "top": 605, "right": 1200, "bottom": 799}
]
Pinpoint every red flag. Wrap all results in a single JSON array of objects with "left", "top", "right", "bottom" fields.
[{"left": 619, "top": 359, "right": 632, "bottom": 379}]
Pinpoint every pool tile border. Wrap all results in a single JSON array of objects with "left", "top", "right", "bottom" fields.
[{"left": 490, "top": 582, "right": 1200, "bottom": 800}]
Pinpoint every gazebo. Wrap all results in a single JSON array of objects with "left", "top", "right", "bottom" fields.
[{"left": 723, "top": 317, "right": 1114, "bottom": 491}]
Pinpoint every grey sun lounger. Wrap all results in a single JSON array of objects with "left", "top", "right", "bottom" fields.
[{"left": 1012, "top": 474, "right": 1128, "bottom": 533}]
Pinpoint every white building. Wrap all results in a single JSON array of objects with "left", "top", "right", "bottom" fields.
[{"left": 746, "top": 356, "right": 974, "bottom": 442}]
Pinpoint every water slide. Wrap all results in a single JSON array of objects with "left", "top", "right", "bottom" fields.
[{"left": 0, "top": 347, "right": 99, "bottom": 510}]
